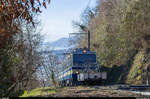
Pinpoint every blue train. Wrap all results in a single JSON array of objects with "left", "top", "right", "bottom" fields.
[{"left": 58, "top": 47, "right": 107, "bottom": 86}]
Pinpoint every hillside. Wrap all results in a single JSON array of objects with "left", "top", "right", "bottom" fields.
[{"left": 75, "top": 0, "right": 150, "bottom": 85}]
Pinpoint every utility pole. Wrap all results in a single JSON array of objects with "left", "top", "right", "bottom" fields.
[
  {"left": 88, "top": 30, "right": 90, "bottom": 51},
  {"left": 69, "top": 30, "right": 91, "bottom": 51}
]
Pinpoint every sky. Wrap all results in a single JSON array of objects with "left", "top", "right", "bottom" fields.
[{"left": 40, "top": 0, "right": 97, "bottom": 42}]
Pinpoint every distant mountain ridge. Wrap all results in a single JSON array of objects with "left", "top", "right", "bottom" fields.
[{"left": 43, "top": 37, "right": 76, "bottom": 50}]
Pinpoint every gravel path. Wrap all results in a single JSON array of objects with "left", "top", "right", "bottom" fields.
[{"left": 45, "top": 86, "right": 148, "bottom": 97}]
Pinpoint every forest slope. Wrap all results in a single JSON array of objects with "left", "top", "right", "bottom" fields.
[{"left": 75, "top": 0, "right": 150, "bottom": 85}]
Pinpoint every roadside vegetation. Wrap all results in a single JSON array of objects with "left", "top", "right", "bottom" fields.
[{"left": 0, "top": 0, "right": 50, "bottom": 97}]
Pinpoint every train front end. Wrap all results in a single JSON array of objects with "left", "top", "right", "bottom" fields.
[
  {"left": 58, "top": 48, "right": 107, "bottom": 86},
  {"left": 73, "top": 48, "right": 107, "bottom": 85}
]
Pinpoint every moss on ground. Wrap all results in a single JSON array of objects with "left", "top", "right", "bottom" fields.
[{"left": 20, "top": 87, "right": 56, "bottom": 97}]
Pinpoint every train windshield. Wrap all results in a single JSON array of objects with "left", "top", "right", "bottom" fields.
[{"left": 73, "top": 54, "right": 96, "bottom": 65}]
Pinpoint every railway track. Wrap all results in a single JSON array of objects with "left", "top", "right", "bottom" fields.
[
  {"left": 22, "top": 85, "right": 150, "bottom": 97},
  {"left": 118, "top": 85, "right": 150, "bottom": 90},
  {"left": 115, "top": 85, "right": 150, "bottom": 96},
  {"left": 90, "top": 84, "right": 150, "bottom": 96}
]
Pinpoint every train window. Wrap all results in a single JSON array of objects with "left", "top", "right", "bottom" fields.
[{"left": 73, "top": 54, "right": 96, "bottom": 65}]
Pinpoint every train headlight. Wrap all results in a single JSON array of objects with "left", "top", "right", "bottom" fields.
[
  {"left": 68, "top": 55, "right": 70, "bottom": 58},
  {"left": 76, "top": 71, "right": 79, "bottom": 74},
  {"left": 83, "top": 49, "right": 86, "bottom": 53}
]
